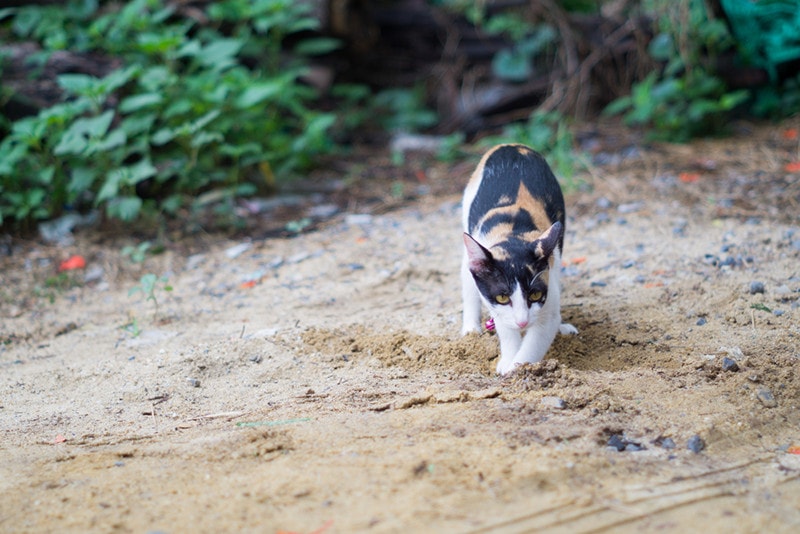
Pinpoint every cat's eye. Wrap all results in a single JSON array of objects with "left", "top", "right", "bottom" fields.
[
  {"left": 528, "top": 290, "right": 543, "bottom": 302},
  {"left": 495, "top": 294, "right": 510, "bottom": 304}
]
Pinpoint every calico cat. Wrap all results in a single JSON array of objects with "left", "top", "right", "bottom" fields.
[{"left": 461, "top": 144, "right": 577, "bottom": 375}]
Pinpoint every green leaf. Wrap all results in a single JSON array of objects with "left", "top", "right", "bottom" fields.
[
  {"left": 492, "top": 48, "right": 531, "bottom": 82},
  {"left": 139, "top": 66, "right": 174, "bottom": 92},
  {"left": 235, "top": 80, "right": 285, "bottom": 108},
  {"left": 90, "top": 128, "right": 127, "bottom": 154},
  {"left": 120, "top": 93, "right": 163, "bottom": 113},
  {"left": 151, "top": 128, "right": 176, "bottom": 146},
  {"left": 0, "top": 8, "right": 16, "bottom": 22},
  {"left": 68, "top": 167, "right": 97, "bottom": 195},
  {"left": 54, "top": 110, "right": 115, "bottom": 155},
  {"left": 603, "top": 96, "right": 632, "bottom": 117},
  {"left": 199, "top": 38, "right": 243, "bottom": 67},
  {"left": 294, "top": 37, "right": 340, "bottom": 56},
  {"left": 57, "top": 73, "right": 97, "bottom": 95},
  {"left": 107, "top": 196, "right": 142, "bottom": 221},
  {"left": 120, "top": 113, "right": 156, "bottom": 137},
  {"left": 648, "top": 33, "right": 674, "bottom": 61},
  {"left": 191, "top": 130, "right": 223, "bottom": 148}
]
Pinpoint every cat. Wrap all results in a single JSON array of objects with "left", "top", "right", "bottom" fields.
[{"left": 461, "top": 144, "right": 577, "bottom": 375}]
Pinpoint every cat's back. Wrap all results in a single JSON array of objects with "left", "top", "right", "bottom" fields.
[{"left": 464, "top": 144, "right": 565, "bottom": 239}]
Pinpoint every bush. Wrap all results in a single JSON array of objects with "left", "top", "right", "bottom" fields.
[
  {"left": 604, "top": 0, "right": 750, "bottom": 142},
  {"left": 0, "top": 0, "right": 353, "bottom": 230}
]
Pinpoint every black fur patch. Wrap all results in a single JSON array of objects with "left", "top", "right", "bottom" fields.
[
  {"left": 468, "top": 145, "right": 565, "bottom": 250},
  {"left": 472, "top": 238, "right": 550, "bottom": 307}
]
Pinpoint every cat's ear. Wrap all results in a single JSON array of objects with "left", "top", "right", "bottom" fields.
[
  {"left": 532, "top": 221, "right": 563, "bottom": 259},
  {"left": 463, "top": 233, "right": 493, "bottom": 273}
]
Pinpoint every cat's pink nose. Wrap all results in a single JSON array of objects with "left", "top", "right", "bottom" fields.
[{"left": 516, "top": 320, "right": 528, "bottom": 329}]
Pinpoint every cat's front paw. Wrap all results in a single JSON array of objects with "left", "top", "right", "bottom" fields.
[
  {"left": 559, "top": 322, "right": 578, "bottom": 335},
  {"left": 461, "top": 323, "right": 482, "bottom": 336},
  {"left": 496, "top": 360, "right": 516, "bottom": 376}
]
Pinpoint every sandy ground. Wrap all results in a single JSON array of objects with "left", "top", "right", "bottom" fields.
[{"left": 2, "top": 125, "right": 800, "bottom": 533}]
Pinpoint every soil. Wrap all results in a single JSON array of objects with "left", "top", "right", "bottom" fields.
[{"left": 2, "top": 123, "right": 800, "bottom": 533}]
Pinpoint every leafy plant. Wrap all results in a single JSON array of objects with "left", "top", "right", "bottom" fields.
[
  {"left": 604, "top": 0, "right": 749, "bottom": 141},
  {"left": 129, "top": 272, "right": 173, "bottom": 318},
  {"left": 121, "top": 241, "right": 152, "bottom": 264},
  {"left": 0, "top": 0, "right": 357, "bottom": 230}
]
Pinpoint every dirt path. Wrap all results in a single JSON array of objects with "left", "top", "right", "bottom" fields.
[{"left": 2, "top": 126, "right": 800, "bottom": 533}]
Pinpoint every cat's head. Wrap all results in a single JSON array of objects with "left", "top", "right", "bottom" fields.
[{"left": 464, "top": 221, "right": 562, "bottom": 330}]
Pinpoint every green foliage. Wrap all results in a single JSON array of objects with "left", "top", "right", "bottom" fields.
[
  {"left": 0, "top": 0, "right": 354, "bottom": 229},
  {"left": 436, "top": 0, "right": 558, "bottom": 83},
  {"left": 372, "top": 86, "right": 438, "bottom": 132},
  {"left": 129, "top": 272, "right": 172, "bottom": 318},
  {"left": 605, "top": 0, "right": 750, "bottom": 141},
  {"left": 121, "top": 241, "right": 152, "bottom": 264}
]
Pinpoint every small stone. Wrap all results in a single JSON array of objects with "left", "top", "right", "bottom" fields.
[
  {"left": 607, "top": 434, "right": 627, "bottom": 451},
  {"left": 187, "top": 378, "right": 201, "bottom": 388},
  {"left": 617, "top": 201, "right": 644, "bottom": 214},
  {"left": 622, "top": 260, "right": 635, "bottom": 269},
  {"left": 595, "top": 197, "right": 612, "bottom": 209},
  {"left": 656, "top": 437, "right": 676, "bottom": 450},
  {"left": 249, "top": 354, "right": 263, "bottom": 364},
  {"left": 721, "top": 357, "right": 739, "bottom": 372},
  {"left": 345, "top": 213, "right": 373, "bottom": 225},
  {"left": 625, "top": 443, "right": 644, "bottom": 452},
  {"left": 224, "top": 242, "right": 252, "bottom": 259},
  {"left": 696, "top": 317, "right": 707, "bottom": 326},
  {"left": 591, "top": 281, "right": 607, "bottom": 287},
  {"left": 757, "top": 387, "right": 777, "bottom": 408},
  {"left": 307, "top": 203, "right": 339, "bottom": 219},
  {"left": 84, "top": 265, "right": 105, "bottom": 284},
  {"left": 749, "top": 281, "right": 765, "bottom": 294},
  {"left": 540, "top": 396, "right": 566, "bottom": 410},
  {"left": 185, "top": 253, "right": 206, "bottom": 270},
  {"left": 687, "top": 435, "right": 705, "bottom": 453},
  {"left": 774, "top": 285, "right": 791, "bottom": 295}
]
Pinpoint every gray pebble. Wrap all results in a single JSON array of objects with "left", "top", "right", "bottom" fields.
[
  {"left": 749, "top": 281, "right": 765, "bottom": 294},
  {"left": 307, "top": 203, "right": 339, "bottom": 219},
  {"left": 596, "top": 197, "right": 612, "bottom": 209},
  {"left": 607, "top": 434, "right": 626, "bottom": 451},
  {"left": 249, "top": 354, "right": 263, "bottom": 364},
  {"left": 618, "top": 202, "right": 644, "bottom": 214},
  {"left": 687, "top": 435, "right": 705, "bottom": 453},
  {"left": 591, "top": 281, "right": 607, "bottom": 287},
  {"left": 696, "top": 317, "right": 707, "bottom": 326},
  {"left": 187, "top": 378, "right": 201, "bottom": 388},
  {"left": 721, "top": 357, "right": 739, "bottom": 372},
  {"left": 757, "top": 387, "right": 777, "bottom": 408},
  {"left": 657, "top": 437, "right": 676, "bottom": 450},
  {"left": 540, "top": 396, "right": 566, "bottom": 410},
  {"left": 773, "top": 309, "right": 785, "bottom": 317}
]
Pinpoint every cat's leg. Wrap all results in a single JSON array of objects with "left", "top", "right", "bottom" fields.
[
  {"left": 510, "top": 320, "right": 559, "bottom": 369},
  {"left": 559, "top": 322, "right": 578, "bottom": 335},
  {"left": 495, "top": 324, "right": 522, "bottom": 374},
  {"left": 461, "top": 255, "right": 483, "bottom": 335}
]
